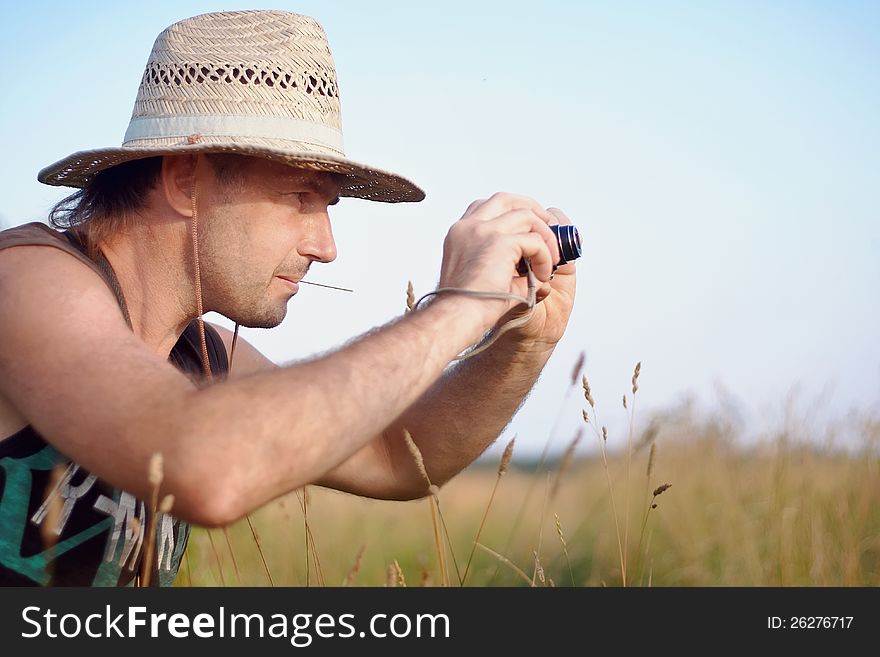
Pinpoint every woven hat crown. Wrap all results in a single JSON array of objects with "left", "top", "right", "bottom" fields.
[
  {"left": 38, "top": 10, "right": 424, "bottom": 203},
  {"left": 126, "top": 10, "right": 344, "bottom": 156}
]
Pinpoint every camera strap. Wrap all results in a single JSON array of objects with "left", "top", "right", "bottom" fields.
[{"left": 411, "top": 261, "right": 538, "bottom": 362}]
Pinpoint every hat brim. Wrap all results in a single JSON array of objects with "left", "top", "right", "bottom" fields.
[{"left": 38, "top": 142, "right": 425, "bottom": 203}]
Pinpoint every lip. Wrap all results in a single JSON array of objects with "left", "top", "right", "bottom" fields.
[{"left": 276, "top": 276, "right": 300, "bottom": 293}]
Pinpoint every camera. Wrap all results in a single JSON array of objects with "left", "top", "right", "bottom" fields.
[
  {"left": 551, "top": 224, "right": 582, "bottom": 267},
  {"left": 517, "top": 224, "right": 582, "bottom": 275}
]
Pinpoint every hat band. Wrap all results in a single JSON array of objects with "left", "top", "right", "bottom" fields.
[{"left": 123, "top": 114, "right": 345, "bottom": 153}]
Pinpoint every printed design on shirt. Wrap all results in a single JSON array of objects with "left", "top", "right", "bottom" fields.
[
  {"left": 0, "top": 446, "right": 111, "bottom": 584},
  {"left": 1, "top": 444, "right": 188, "bottom": 585},
  {"left": 31, "top": 463, "right": 98, "bottom": 536},
  {"left": 94, "top": 492, "right": 146, "bottom": 571},
  {"left": 158, "top": 513, "right": 178, "bottom": 571}
]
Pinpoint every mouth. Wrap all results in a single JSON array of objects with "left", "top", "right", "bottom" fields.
[{"left": 276, "top": 275, "right": 300, "bottom": 293}]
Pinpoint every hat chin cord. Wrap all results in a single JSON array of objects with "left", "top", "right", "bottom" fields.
[
  {"left": 189, "top": 176, "right": 213, "bottom": 384},
  {"left": 189, "top": 170, "right": 240, "bottom": 381}
]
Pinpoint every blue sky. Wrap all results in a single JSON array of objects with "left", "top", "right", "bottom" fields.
[{"left": 1, "top": 1, "right": 878, "bottom": 458}]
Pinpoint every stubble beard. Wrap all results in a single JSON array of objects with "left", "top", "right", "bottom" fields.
[
  {"left": 203, "top": 265, "right": 292, "bottom": 329},
  {"left": 196, "top": 236, "right": 294, "bottom": 330}
]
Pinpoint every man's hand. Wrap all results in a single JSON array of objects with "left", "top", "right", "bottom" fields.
[
  {"left": 439, "top": 193, "right": 577, "bottom": 352},
  {"left": 499, "top": 206, "right": 577, "bottom": 351}
]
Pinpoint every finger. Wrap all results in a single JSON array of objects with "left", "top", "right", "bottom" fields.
[
  {"left": 546, "top": 207, "right": 572, "bottom": 226},
  {"left": 510, "top": 232, "right": 554, "bottom": 282},
  {"left": 467, "top": 192, "right": 555, "bottom": 225},
  {"left": 484, "top": 209, "right": 560, "bottom": 264},
  {"left": 461, "top": 198, "right": 488, "bottom": 219},
  {"left": 535, "top": 282, "right": 553, "bottom": 303},
  {"left": 508, "top": 270, "right": 552, "bottom": 303}
]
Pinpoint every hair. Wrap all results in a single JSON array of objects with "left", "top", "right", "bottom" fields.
[
  {"left": 48, "top": 153, "right": 251, "bottom": 258},
  {"left": 49, "top": 157, "right": 162, "bottom": 258}
]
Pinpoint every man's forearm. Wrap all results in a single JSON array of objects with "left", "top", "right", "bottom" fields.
[
  {"left": 108, "top": 297, "right": 486, "bottom": 524},
  {"left": 385, "top": 334, "right": 555, "bottom": 491}
]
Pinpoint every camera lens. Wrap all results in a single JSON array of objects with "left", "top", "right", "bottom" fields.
[{"left": 550, "top": 224, "right": 582, "bottom": 266}]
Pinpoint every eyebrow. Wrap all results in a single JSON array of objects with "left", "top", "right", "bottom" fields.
[{"left": 300, "top": 179, "right": 342, "bottom": 205}]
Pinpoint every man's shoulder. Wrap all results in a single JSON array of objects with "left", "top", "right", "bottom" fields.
[
  {"left": 0, "top": 222, "right": 100, "bottom": 273},
  {"left": 0, "top": 226, "right": 114, "bottom": 308},
  {"left": 0, "top": 221, "right": 67, "bottom": 247}
]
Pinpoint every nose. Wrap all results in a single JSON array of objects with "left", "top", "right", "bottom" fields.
[{"left": 298, "top": 210, "right": 338, "bottom": 264}]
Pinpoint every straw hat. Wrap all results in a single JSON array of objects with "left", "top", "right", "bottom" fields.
[{"left": 38, "top": 10, "right": 425, "bottom": 203}]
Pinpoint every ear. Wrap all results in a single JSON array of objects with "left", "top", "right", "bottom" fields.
[{"left": 159, "top": 155, "right": 199, "bottom": 218}]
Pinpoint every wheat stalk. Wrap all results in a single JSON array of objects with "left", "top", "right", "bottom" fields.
[
  {"left": 38, "top": 463, "right": 67, "bottom": 580},
  {"left": 403, "top": 429, "right": 461, "bottom": 585},
  {"left": 623, "top": 361, "right": 641, "bottom": 586},
  {"left": 342, "top": 544, "right": 366, "bottom": 586},
  {"left": 532, "top": 472, "right": 552, "bottom": 584},
  {"left": 533, "top": 550, "right": 547, "bottom": 586},
  {"left": 206, "top": 529, "right": 227, "bottom": 586},
  {"left": 304, "top": 486, "right": 310, "bottom": 585},
  {"left": 246, "top": 515, "right": 275, "bottom": 587},
  {"left": 490, "top": 352, "right": 585, "bottom": 583},
  {"left": 139, "top": 453, "right": 164, "bottom": 587},
  {"left": 222, "top": 527, "right": 242, "bottom": 585},
  {"left": 428, "top": 498, "right": 447, "bottom": 586},
  {"left": 555, "top": 513, "right": 576, "bottom": 586},
  {"left": 583, "top": 390, "right": 626, "bottom": 585},
  {"left": 296, "top": 488, "right": 325, "bottom": 586},
  {"left": 475, "top": 542, "right": 534, "bottom": 586},
  {"left": 550, "top": 429, "right": 582, "bottom": 501},
  {"left": 635, "top": 483, "right": 671, "bottom": 584},
  {"left": 463, "top": 436, "right": 515, "bottom": 584},
  {"left": 182, "top": 547, "right": 193, "bottom": 586},
  {"left": 386, "top": 559, "right": 407, "bottom": 587}
]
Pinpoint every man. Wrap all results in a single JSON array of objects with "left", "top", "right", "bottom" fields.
[{"left": 0, "top": 10, "right": 576, "bottom": 585}]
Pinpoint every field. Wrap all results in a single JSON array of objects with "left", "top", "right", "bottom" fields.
[{"left": 180, "top": 392, "right": 880, "bottom": 587}]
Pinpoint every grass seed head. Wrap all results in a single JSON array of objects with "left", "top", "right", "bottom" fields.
[
  {"left": 632, "top": 361, "right": 642, "bottom": 394},
  {"left": 387, "top": 560, "right": 406, "bottom": 587},
  {"left": 403, "top": 429, "right": 432, "bottom": 489},
  {"left": 148, "top": 453, "right": 164, "bottom": 487},
  {"left": 499, "top": 436, "right": 515, "bottom": 476},
  {"left": 343, "top": 544, "right": 366, "bottom": 586},
  {"left": 570, "top": 351, "right": 585, "bottom": 387},
  {"left": 533, "top": 551, "right": 546, "bottom": 584},
  {"left": 582, "top": 375, "right": 595, "bottom": 407},
  {"left": 653, "top": 482, "right": 672, "bottom": 496},
  {"left": 406, "top": 281, "right": 415, "bottom": 312},
  {"left": 128, "top": 516, "right": 141, "bottom": 536},
  {"left": 554, "top": 513, "right": 568, "bottom": 549},
  {"left": 559, "top": 431, "right": 582, "bottom": 475},
  {"left": 39, "top": 463, "right": 67, "bottom": 550},
  {"left": 159, "top": 494, "right": 175, "bottom": 514}
]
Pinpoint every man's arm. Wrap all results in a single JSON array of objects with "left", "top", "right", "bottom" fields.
[
  {"left": 209, "top": 323, "right": 405, "bottom": 500},
  {"left": 0, "top": 247, "right": 488, "bottom": 527}
]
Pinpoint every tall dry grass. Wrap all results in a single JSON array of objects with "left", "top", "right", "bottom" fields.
[{"left": 180, "top": 395, "right": 880, "bottom": 586}]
